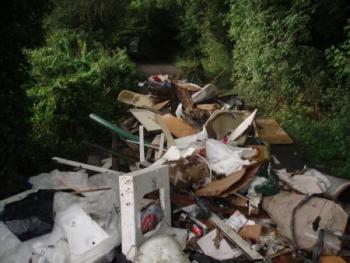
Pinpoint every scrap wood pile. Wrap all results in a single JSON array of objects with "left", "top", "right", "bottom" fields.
[{"left": 1, "top": 74, "right": 350, "bottom": 263}]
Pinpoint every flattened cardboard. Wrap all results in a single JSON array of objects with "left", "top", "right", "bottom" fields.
[
  {"left": 196, "top": 169, "right": 246, "bottom": 196},
  {"left": 255, "top": 118, "right": 293, "bottom": 144},
  {"left": 220, "top": 165, "right": 261, "bottom": 197},
  {"left": 118, "top": 90, "right": 168, "bottom": 110},
  {"left": 239, "top": 224, "right": 263, "bottom": 242}
]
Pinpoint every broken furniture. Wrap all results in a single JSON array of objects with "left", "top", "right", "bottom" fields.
[{"left": 119, "top": 165, "right": 171, "bottom": 261}]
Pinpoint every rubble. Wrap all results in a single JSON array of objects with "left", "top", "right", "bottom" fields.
[{"left": 1, "top": 74, "right": 349, "bottom": 262}]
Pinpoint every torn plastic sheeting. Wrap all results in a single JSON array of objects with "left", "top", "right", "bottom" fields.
[
  {"left": 29, "top": 169, "right": 88, "bottom": 190},
  {"left": 165, "top": 227, "right": 189, "bottom": 250},
  {"left": 134, "top": 235, "right": 190, "bottom": 263},
  {"left": 276, "top": 169, "right": 330, "bottom": 195},
  {"left": 0, "top": 222, "right": 31, "bottom": 263},
  {"left": 53, "top": 172, "right": 121, "bottom": 217},
  {"left": 262, "top": 191, "right": 348, "bottom": 254},
  {"left": 174, "top": 129, "right": 207, "bottom": 150},
  {"left": 0, "top": 205, "right": 118, "bottom": 263},
  {"left": 27, "top": 225, "right": 71, "bottom": 263},
  {"left": 302, "top": 169, "right": 350, "bottom": 200},
  {"left": 162, "top": 145, "right": 196, "bottom": 161},
  {"left": 51, "top": 172, "right": 122, "bottom": 261},
  {"left": 28, "top": 207, "right": 119, "bottom": 263},
  {"left": 0, "top": 190, "right": 55, "bottom": 241},
  {"left": 206, "top": 139, "right": 254, "bottom": 176}
]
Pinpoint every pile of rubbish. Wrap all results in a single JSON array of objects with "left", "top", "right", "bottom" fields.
[{"left": 1, "top": 74, "right": 350, "bottom": 263}]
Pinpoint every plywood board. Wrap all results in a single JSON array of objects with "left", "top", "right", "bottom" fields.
[
  {"left": 130, "top": 109, "right": 161, "bottom": 132},
  {"left": 255, "top": 118, "right": 293, "bottom": 144},
  {"left": 161, "top": 114, "right": 199, "bottom": 138}
]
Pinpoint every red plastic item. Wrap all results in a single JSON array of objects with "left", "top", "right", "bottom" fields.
[{"left": 191, "top": 224, "right": 203, "bottom": 237}]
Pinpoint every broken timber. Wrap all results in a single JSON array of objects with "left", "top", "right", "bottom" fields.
[
  {"left": 52, "top": 157, "right": 122, "bottom": 175},
  {"left": 209, "top": 213, "right": 264, "bottom": 261}
]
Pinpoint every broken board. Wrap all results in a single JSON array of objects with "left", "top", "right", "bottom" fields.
[
  {"left": 130, "top": 109, "right": 161, "bottom": 132},
  {"left": 161, "top": 114, "right": 199, "bottom": 138},
  {"left": 209, "top": 213, "right": 264, "bottom": 260},
  {"left": 118, "top": 90, "right": 168, "bottom": 110},
  {"left": 255, "top": 118, "right": 293, "bottom": 144}
]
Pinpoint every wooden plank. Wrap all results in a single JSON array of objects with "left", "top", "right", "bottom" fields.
[
  {"left": 155, "top": 114, "right": 175, "bottom": 147},
  {"left": 156, "top": 133, "right": 165, "bottom": 159},
  {"left": 255, "top": 118, "right": 293, "bottom": 144},
  {"left": 175, "top": 82, "right": 201, "bottom": 92},
  {"left": 52, "top": 157, "right": 122, "bottom": 175},
  {"left": 139, "top": 125, "right": 145, "bottom": 163},
  {"left": 130, "top": 109, "right": 161, "bottom": 132},
  {"left": 161, "top": 113, "right": 199, "bottom": 138},
  {"left": 209, "top": 213, "right": 264, "bottom": 260},
  {"left": 176, "top": 85, "right": 193, "bottom": 110}
]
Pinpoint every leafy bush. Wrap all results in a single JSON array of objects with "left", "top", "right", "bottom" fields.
[
  {"left": 27, "top": 30, "right": 136, "bottom": 159},
  {"left": 176, "top": 0, "right": 232, "bottom": 82},
  {"left": 226, "top": 0, "right": 350, "bottom": 178}
]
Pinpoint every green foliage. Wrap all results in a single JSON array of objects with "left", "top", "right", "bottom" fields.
[
  {"left": 176, "top": 0, "right": 232, "bottom": 82},
  {"left": 47, "top": 0, "right": 140, "bottom": 46},
  {"left": 27, "top": 30, "right": 136, "bottom": 159},
  {"left": 226, "top": 0, "right": 350, "bottom": 178},
  {"left": 228, "top": 0, "right": 315, "bottom": 109}
]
